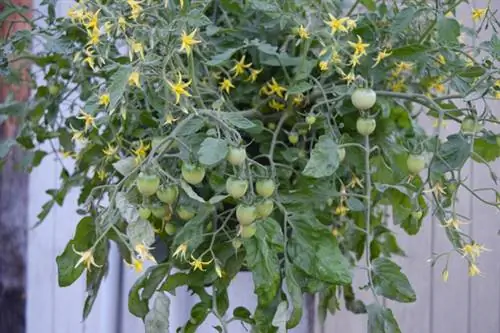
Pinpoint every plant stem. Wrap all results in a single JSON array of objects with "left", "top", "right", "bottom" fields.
[{"left": 346, "top": 0, "right": 360, "bottom": 17}]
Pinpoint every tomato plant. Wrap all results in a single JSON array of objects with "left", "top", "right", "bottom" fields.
[{"left": 2, "top": 0, "right": 500, "bottom": 332}]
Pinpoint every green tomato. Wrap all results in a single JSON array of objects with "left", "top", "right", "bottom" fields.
[
  {"left": 256, "top": 199, "right": 274, "bottom": 218},
  {"left": 406, "top": 154, "right": 426, "bottom": 174},
  {"left": 181, "top": 162, "right": 206, "bottom": 185},
  {"left": 137, "top": 173, "right": 160, "bottom": 196},
  {"left": 288, "top": 132, "right": 299, "bottom": 145},
  {"left": 236, "top": 204, "right": 257, "bottom": 225},
  {"left": 151, "top": 205, "right": 167, "bottom": 219},
  {"left": 138, "top": 207, "right": 151, "bottom": 220},
  {"left": 356, "top": 118, "right": 376, "bottom": 136},
  {"left": 48, "top": 85, "right": 60, "bottom": 95},
  {"left": 306, "top": 115, "right": 317, "bottom": 126},
  {"left": 338, "top": 147, "right": 346, "bottom": 162},
  {"left": 232, "top": 238, "right": 242, "bottom": 249},
  {"left": 255, "top": 179, "right": 275, "bottom": 198},
  {"left": 177, "top": 205, "right": 196, "bottom": 221},
  {"left": 165, "top": 223, "right": 176, "bottom": 235},
  {"left": 461, "top": 117, "right": 482, "bottom": 134},
  {"left": 226, "top": 178, "right": 249, "bottom": 199},
  {"left": 267, "top": 122, "right": 276, "bottom": 130},
  {"left": 227, "top": 147, "right": 247, "bottom": 166},
  {"left": 351, "top": 88, "right": 377, "bottom": 110},
  {"left": 411, "top": 211, "right": 423, "bottom": 220},
  {"left": 240, "top": 223, "right": 257, "bottom": 238},
  {"left": 156, "top": 184, "right": 179, "bottom": 204}
]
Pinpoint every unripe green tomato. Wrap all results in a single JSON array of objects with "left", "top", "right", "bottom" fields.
[
  {"left": 138, "top": 207, "right": 151, "bottom": 220},
  {"left": 411, "top": 211, "right": 423, "bottom": 220},
  {"left": 236, "top": 204, "right": 257, "bottom": 225},
  {"left": 240, "top": 223, "right": 257, "bottom": 238},
  {"left": 181, "top": 162, "right": 206, "bottom": 185},
  {"left": 448, "top": 182, "right": 457, "bottom": 193},
  {"left": 48, "top": 85, "right": 60, "bottom": 95},
  {"left": 255, "top": 179, "right": 275, "bottom": 198},
  {"left": 156, "top": 185, "right": 179, "bottom": 204},
  {"left": 406, "top": 154, "right": 426, "bottom": 174},
  {"left": 460, "top": 117, "right": 482, "bottom": 134},
  {"left": 338, "top": 148, "right": 346, "bottom": 162},
  {"left": 288, "top": 132, "right": 299, "bottom": 145},
  {"left": 351, "top": 88, "right": 377, "bottom": 110},
  {"left": 232, "top": 238, "right": 242, "bottom": 249},
  {"left": 298, "top": 150, "right": 306, "bottom": 159},
  {"left": 356, "top": 118, "right": 376, "bottom": 136},
  {"left": 177, "top": 206, "right": 196, "bottom": 221},
  {"left": 227, "top": 147, "right": 247, "bottom": 166},
  {"left": 137, "top": 173, "right": 160, "bottom": 196},
  {"left": 226, "top": 178, "right": 249, "bottom": 199},
  {"left": 165, "top": 223, "right": 176, "bottom": 235},
  {"left": 267, "top": 122, "right": 276, "bottom": 130},
  {"left": 256, "top": 199, "right": 274, "bottom": 218},
  {"left": 151, "top": 205, "right": 167, "bottom": 219},
  {"left": 306, "top": 115, "right": 317, "bottom": 126}
]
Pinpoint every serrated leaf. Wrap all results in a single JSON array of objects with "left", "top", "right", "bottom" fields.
[
  {"left": 287, "top": 81, "right": 313, "bottom": 95},
  {"left": 367, "top": 304, "right": 401, "bottom": 333},
  {"left": 173, "top": 205, "right": 212, "bottom": 250},
  {"left": 206, "top": 48, "right": 241, "bottom": 66},
  {"left": 107, "top": 65, "right": 133, "bottom": 111},
  {"left": 372, "top": 257, "right": 416, "bottom": 303},
  {"left": 116, "top": 192, "right": 139, "bottom": 223},
  {"left": 145, "top": 293, "right": 170, "bottom": 333},
  {"left": 431, "top": 134, "right": 470, "bottom": 174},
  {"left": 127, "top": 219, "right": 155, "bottom": 247},
  {"left": 437, "top": 17, "right": 460, "bottom": 43},
  {"left": 180, "top": 180, "right": 206, "bottom": 203},
  {"left": 391, "top": 7, "right": 418, "bottom": 34},
  {"left": 112, "top": 157, "right": 136, "bottom": 176},
  {"left": 285, "top": 264, "right": 303, "bottom": 328},
  {"left": 221, "top": 112, "right": 256, "bottom": 129},
  {"left": 360, "top": 0, "right": 376, "bottom": 10},
  {"left": 302, "top": 136, "right": 339, "bottom": 178},
  {"left": 391, "top": 44, "right": 427, "bottom": 60},
  {"left": 178, "top": 118, "right": 205, "bottom": 136},
  {"left": 473, "top": 136, "right": 500, "bottom": 162},
  {"left": 197, "top": 137, "right": 228, "bottom": 166}
]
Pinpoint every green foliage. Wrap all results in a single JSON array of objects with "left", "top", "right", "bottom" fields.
[{"left": 2, "top": 0, "right": 500, "bottom": 331}]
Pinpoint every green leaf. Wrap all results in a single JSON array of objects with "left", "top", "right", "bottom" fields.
[
  {"left": 197, "top": 138, "right": 228, "bottom": 166},
  {"left": 473, "top": 136, "right": 500, "bottom": 162},
  {"left": 112, "top": 156, "right": 136, "bottom": 176},
  {"left": 243, "top": 223, "right": 281, "bottom": 306},
  {"left": 431, "top": 134, "right": 470, "bottom": 174},
  {"left": 221, "top": 112, "right": 256, "bottom": 130},
  {"left": 360, "top": 0, "right": 376, "bottom": 11},
  {"left": 458, "top": 66, "right": 486, "bottom": 78},
  {"left": 285, "top": 264, "right": 303, "bottom": 329},
  {"left": 372, "top": 258, "right": 416, "bottom": 303},
  {"left": 145, "top": 293, "right": 170, "bottom": 333},
  {"left": 108, "top": 65, "right": 133, "bottom": 111},
  {"left": 391, "top": 44, "right": 427, "bottom": 60},
  {"left": 437, "top": 17, "right": 460, "bottom": 43},
  {"left": 142, "top": 264, "right": 170, "bottom": 299},
  {"left": 302, "top": 136, "right": 339, "bottom": 178},
  {"left": 287, "top": 81, "right": 313, "bottom": 95},
  {"left": 271, "top": 301, "right": 288, "bottom": 333},
  {"left": 127, "top": 218, "right": 155, "bottom": 248},
  {"left": 56, "top": 241, "right": 85, "bottom": 287},
  {"left": 347, "top": 197, "right": 365, "bottom": 211},
  {"left": 367, "top": 304, "right": 402, "bottom": 333},
  {"left": 178, "top": 118, "right": 205, "bottom": 136},
  {"left": 288, "top": 212, "right": 351, "bottom": 284},
  {"left": 0, "top": 139, "right": 16, "bottom": 158},
  {"left": 173, "top": 205, "right": 212, "bottom": 250},
  {"left": 180, "top": 180, "right": 206, "bottom": 203},
  {"left": 208, "top": 194, "right": 228, "bottom": 204},
  {"left": 391, "top": 7, "right": 418, "bottom": 34},
  {"left": 116, "top": 192, "right": 139, "bottom": 223},
  {"left": 206, "top": 48, "right": 241, "bottom": 66},
  {"left": 233, "top": 307, "right": 254, "bottom": 324},
  {"left": 129, "top": 272, "right": 150, "bottom": 318}
]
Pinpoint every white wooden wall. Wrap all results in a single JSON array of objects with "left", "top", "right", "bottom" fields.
[{"left": 26, "top": 0, "right": 499, "bottom": 332}]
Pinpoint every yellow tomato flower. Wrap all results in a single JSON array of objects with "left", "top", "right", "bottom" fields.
[
  {"left": 468, "top": 263, "right": 481, "bottom": 277},
  {"left": 430, "top": 81, "right": 446, "bottom": 94},
  {"left": 99, "top": 93, "right": 110, "bottom": 107},
  {"left": 231, "top": 55, "right": 252, "bottom": 77},
  {"left": 342, "top": 71, "right": 356, "bottom": 85},
  {"left": 246, "top": 68, "right": 263, "bottom": 83},
  {"left": 442, "top": 269, "right": 449, "bottom": 282},
  {"left": 292, "top": 94, "right": 304, "bottom": 106},
  {"left": 68, "top": 6, "right": 85, "bottom": 22},
  {"left": 135, "top": 243, "right": 157, "bottom": 263},
  {"left": 372, "top": 49, "right": 392, "bottom": 67},
  {"left": 102, "top": 144, "right": 118, "bottom": 158},
  {"left": 167, "top": 72, "right": 192, "bottom": 104},
  {"left": 324, "top": 14, "right": 348, "bottom": 34},
  {"left": 87, "top": 27, "right": 100, "bottom": 46},
  {"left": 424, "top": 182, "right": 446, "bottom": 196},
  {"left": 348, "top": 35, "right": 369, "bottom": 56},
  {"left": 349, "top": 53, "right": 362, "bottom": 68},
  {"left": 335, "top": 202, "right": 349, "bottom": 216},
  {"left": 462, "top": 243, "right": 489, "bottom": 261},
  {"left": 348, "top": 173, "right": 363, "bottom": 189},
  {"left": 118, "top": 17, "right": 128, "bottom": 31},
  {"left": 394, "top": 61, "right": 413, "bottom": 74},
  {"left": 266, "top": 77, "right": 287, "bottom": 98},
  {"left": 220, "top": 78, "right": 235, "bottom": 94},
  {"left": 443, "top": 217, "right": 467, "bottom": 230},
  {"left": 189, "top": 255, "right": 213, "bottom": 271},
  {"left": 319, "top": 60, "right": 329, "bottom": 71},
  {"left": 97, "top": 169, "right": 107, "bottom": 180},
  {"left": 128, "top": 0, "right": 143, "bottom": 20},
  {"left": 215, "top": 262, "right": 224, "bottom": 278},
  {"left": 495, "top": 91, "right": 500, "bottom": 100},
  {"left": 259, "top": 85, "right": 271, "bottom": 96},
  {"left": 495, "top": 80, "right": 500, "bottom": 88},
  {"left": 83, "top": 49, "right": 97, "bottom": 71},
  {"left": 389, "top": 79, "right": 407, "bottom": 92},
  {"left": 128, "top": 257, "right": 144, "bottom": 273},
  {"left": 129, "top": 40, "right": 145, "bottom": 60},
  {"left": 180, "top": 29, "right": 201, "bottom": 55},
  {"left": 268, "top": 99, "right": 285, "bottom": 111},
  {"left": 346, "top": 18, "right": 357, "bottom": 30},
  {"left": 84, "top": 10, "right": 100, "bottom": 30},
  {"left": 331, "top": 51, "right": 342, "bottom": 64},
  {"left": 128, "top": 71, "right": 140, "bottom": 88},
  {"left": 296, "top": 25, "right": 310, "bottom": 39},
  {"left": 437, "top": 54, "right": 446, "bottom": 65},
  {"left": 164, "top": 113, "right": 179, "bottom": 125},
  {"left": 133, "top": 140, "right": 150, "bottom": 163},
  {"left": 173, "top": 243, "right": 188, "bottom": 261},
  {"left": 472, "top": 8, "right": 487, "bottom": 21},
  {"left": 73, "top": 246, "right": 101, "bottom": 271},
  {"left": 70, "top": 125, "right": 86, "bottom": 143},
  {"left": 77, "top": 110, "right": 96, "bottom": 131}
]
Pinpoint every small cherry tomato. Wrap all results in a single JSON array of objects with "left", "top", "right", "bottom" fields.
[
  {"left": 226, "top": 178, "right": 249, "bottom": 199},
  {"left": 306, "top": 115, "right": 317, "bottom": 126},
  {"left": 460, "top": 117, "right": 482, "bottom": 134},
  {"left": 138, "top": 207, "right": 151, "bottom": 220},
  {"left": 255, "top": 179, "right": 275, "bottom": 198},
  {"left": 240, "top": 223, "right": 257, "bottom": 238},
  {"left": 177, "top": 205, "right": 196, "bottom": 221},
  {"left": 267, "top": 122, "right": 276, "bottom": 130},
  {"left": 156, "top": 184, "right": 179, "bottom": 204},
  {"left": 351, "top": 88, "right": 377, "bottom": 110},
  {"left": 227, "top": 147, "right": 247, "bottom": 166},
  {"left": 48, "top": 85, "right": 60, "bottom": 95},
  {"left": 181, "top": 162, "right": 206, "bottom": 185},
  {"left": 411, "top": 211, "right": 423, "bottom": 220},
  {"left": 164, "top": 223, "right": 176, "bottom": 235},
  {"left": 256, "top": 199, "right": 274, "bottom": 218},
  {"left": 232, "top": 238, "right": 243, "bottom": 249},
  {"left": 338, "top": 147, "right": 346, "bottom": 162},
  {"left": 406, "top": 154, "right": 426, "bottom": 174},
  {"left": 236, "top": 204, "right": 257, "bottom": 225},
  {"left": 288, "top": 132, "right": 299, "bottom": 145},
  {"left": 137, "top": 173, "right": 160, "bottom": 197},
  {"left": 356, "top": 117, "right": 376, "bottom": 136},
  {"left": 151, "top": 205, "right": 167, "bottom": 219}
]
